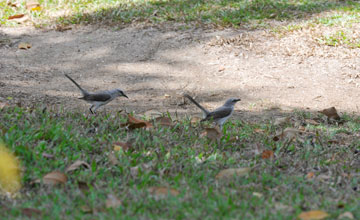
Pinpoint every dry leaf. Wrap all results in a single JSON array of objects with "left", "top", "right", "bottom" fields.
[
  {"left": 201, "top": 127, "right": 223, "bottom": 141},
  {"left": 105, "top": 194, "right": 122, "bottom": 209},
  {"left": 306, "top": 172, "right": 315, "bottom": 179},
  {"left": 215, "top": 167, "right": 251, "bottom": 180},
  {"left": 8, "top": 14, "right": 25, "bottom": 20},
  {"left": 148, "top": 187, "right": 179, "bottom": 199},
  {"left": 254, "top": 128, "right": 264, "bottom": 133},
  {"left": 77, "top": 181, "right": 90, "bottom": 192},
  {"left": 261, "top": 150, "right": 274, "bottom": 159},
  {"left": 41, "top": 153, "right": 54, "bottom": 159},
  {"left": 80, "top": 205, "right": 93, "bottom": 213},
  {"left": 8, "top": 2, "right": 20, "bottom": 7},
  {"left": 319, "top": 107, "right": 340, "bottom": 120},
  {"left": 113, "top": 142, "right": 131, "bottom": 152},
  {"left": 121, "top": 114, "right": 153, "bottom": 129},
  {"left": 108, "top": 153, "right": 119, "bottom": 165},
  {"left": 18, "top": 42, "right": 31, "bottom": 50},
  {"left": 21, "top": 208, "right": 41, "bottom": 218},
  {"left": 305, "top": 119, "right": 320, "bottom": 125},
  {"left": 66, "top": 160, "right": 90, "bottom": 172},
  {"left": 274, "top": 117, "right": 290, "bottom": 126},
  {"left": 298, "top": 210, "right": 329, "bottom": 220},
  {"left": 338, "top": 212, "right": 354, "bottom": 219},
  {"left": 154, "top": 116, "right": 173, "bottom": 127},
  {"left": 42, "top": 171, "right": 67, "bottom": 185}
]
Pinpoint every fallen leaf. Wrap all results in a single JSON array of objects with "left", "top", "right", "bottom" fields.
[
  {"left": 121, "top": 114, "right": 153, "bottom": 129},
  {"left": 319, "top": 107, "right": 340, "bottom": 120},
  {"left": 261, "top": 150, "right": 274, "bottom": 159},
  {"left": 108, "top": 153, "right": 119, "bottom": 165},
  {"left": 80, "top": 205, "right": 93, "bottom": 213},
  {"left": 274, "top": 117, "right": 290, "bottom": 126},
  {"left": 306, "top": 172, "right": 315, "bottom": 179},
  {"left": 105, "top": 194, "right": 122, "bottom": 209},
  {"left": 8, "top": 14, "right": 29, "bottom": 23},
  {"left": 113, "top": 142, "right": 131, "bottom": 152},
  {"left": 8, "top": 14, "right": 25, "bottom": 20},
  {"left": 298, "top": 210, "right": 329, "bottom": 220},
  {"left": 215, "top": 167, "right": 251, "bottom": 180},
  {"left": 338, "top": 211, "right": 354, "bottom": 219},
  {"left": 18, "top": 42, "right": 32, "bottom": 50},
  {"left": 130, "top": 166, "right": 139, "bottom": 177},
  {"left": 201, "top": 127, "right": 223, "bottom": 141},
  {"left": 41, "top": 153, "right": 54, "bottom": 159},
  {"left": 305, "top": 119, "right": 320, "bottom": 125},
  {"left": 164, "top": 94, "right": 171, "bottom": 98},
  {"left": 30, "top": 6, "right": 41, "bottom": 11},
  {"left": 0, "top": 143, "right": 21, "bottom": 194},
  {"left": 154, "top": 116, "right": 173, "bottom": 127},
  {"left": 252, "top": 192, "right": 263, "bottom": 198},
  {"left": 77, "top": 181, "right": 90, "bottom": 192},
  {"left": 8, "top": 2, "right": 20, "bottom": 7},
  {"left": 254, "top": 128, "right": 264, "bottom": 133},
  {"left": 42, "top": 171, "right": 67, "bottom": 185},
  {"left": 66, "top": 160, "right": 90, "bottom": 172},
  {"left": 148, "top": 187, "right": 179, "bottom": 199},
  {"left": 21, "top": 208, "right": 42, "bottom": 218}
]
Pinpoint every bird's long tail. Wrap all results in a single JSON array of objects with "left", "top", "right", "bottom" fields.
[
  {"left": 64, "top": 74, "right": 88, "bottom": 96},
  {"left": 184, "top": 94, "right": 210, "bottom": 116}
]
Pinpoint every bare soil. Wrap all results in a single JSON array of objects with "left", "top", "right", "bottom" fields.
[{"left": 1, "top": 23, "right": 360, "bottom": 119}]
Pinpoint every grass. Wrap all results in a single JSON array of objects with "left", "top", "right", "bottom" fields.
[
  {"left": 1, "top": 0, "right": 360, "bottom": 28},
  {"left": 0, "top": 106, "right": 359, "bottom": 219}
]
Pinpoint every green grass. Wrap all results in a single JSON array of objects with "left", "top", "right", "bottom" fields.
[
  {"left": 1, "top": 106, "right": 359, "bottom": 219},
  {"left": 1, "top": 0, "right": 360, "bottom": 28}
]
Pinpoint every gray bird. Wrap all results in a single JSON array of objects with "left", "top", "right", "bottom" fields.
[
  {"left": 184, "top": 94, "right": 240, "bottom": 128},
  {"left": 65, "top": 74, "right": 128, "bottom": 114}
]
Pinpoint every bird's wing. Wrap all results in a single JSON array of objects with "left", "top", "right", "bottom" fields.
[
  {"left": 204, "top": 107, "right": 232, "bottom": 121},
  {"left": 83, "top": 93, "right": 112, "bottom": 102}
]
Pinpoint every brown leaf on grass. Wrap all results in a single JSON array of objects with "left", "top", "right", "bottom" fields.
[
  {"left": 18, "top": 42, "right": 32, "bottom": 50},
  {"left": 121, "top": 114, "right": 153, "bottom": 129},
  {"left": 66, "top": 160, "right": 90, "bottom": 172},
  {"left": 273, "top": 127, "right": 300, "bottom": 141},
  {"left": 8, "top": 2, "right": 20, "bottom": 7},
  {"left": 338, "top": 212, "right": 354, "bottom": 219},
  {"left": 80, "top": 205, "right": 93, "bottom": 213},
  {"left": 215, "top": 168, "right": 251, "bottom": 180},
  {"left": 306, "top": 172, "right": 315, "bottom": 179},
  {"left": 41, "top": 171, "right": 67, "bottom": 185},
  {"left": 254, "top": 128, "right": 264, "bottom": 133},
  {"left": 148, "top": 187, "right": 180, "bottom": 199},
  {"left": 201, "top": 127, "right": 223, "bottom": 141},
  {"left": 298, "top": 210, "right": 329, "bottom": 220},
  {"left": 21, "top": 208, "right": 42, "bottom": 218},
  {"left": 261, "top": 150, "right": 274, "bottom": 159},
  {"left": 319, "top": 107, "right": 340, "bottom": 120},
  {"left": 41, "top": 153, "right": 54, "bottom": 159},
  {"left": 105, "top": 194, "right": 122, "bottom": 209},
  {"left": 113, "top": 142, "right": 131, "bottom": 152},
  {"left": 77, "top": 181, "right": 90, "bottom": 192},
  {"left": 154, "top": 116, "right": 173, "bottom": 127},
  {"left": 8, "top": 14, "right": 25, "bottom": 20}
]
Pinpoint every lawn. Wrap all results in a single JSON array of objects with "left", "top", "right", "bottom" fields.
[{"left": 0, "top": 106, "right": 359, "bottom": 219}]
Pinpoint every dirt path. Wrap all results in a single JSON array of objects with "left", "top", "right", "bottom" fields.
[{"left": 1, "top": 24, "right": 360, "bottom": 119}]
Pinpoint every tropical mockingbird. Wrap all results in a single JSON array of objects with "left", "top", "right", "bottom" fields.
[
  {"left": 65, "top": 74, "right": 128, "bottom": 114},
  {"left": 184, "top": 94, "right": 240, "bottom": 128}
]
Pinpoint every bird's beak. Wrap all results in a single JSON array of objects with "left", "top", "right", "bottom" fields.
[
  {"left": 235, "top": 98, "right": 241, "bottom": 102},
  {"left": 123, "top": 93, "right": 129, "bottom": 99}
]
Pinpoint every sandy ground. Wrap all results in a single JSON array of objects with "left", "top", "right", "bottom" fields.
[{"left": 1, "top": 23, "right": 360, "bottom": 120}]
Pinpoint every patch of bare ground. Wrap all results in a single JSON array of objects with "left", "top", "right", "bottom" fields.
[{"left": 1, "top": 19, "right": 360, "bottom": 119}]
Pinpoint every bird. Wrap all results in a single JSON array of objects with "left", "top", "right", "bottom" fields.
[
  {"left": 184, "top": 94, "right": 240, "bottom": 128},
  {"left": 64, "top": 74, "right": 128, "bottom": 114}
]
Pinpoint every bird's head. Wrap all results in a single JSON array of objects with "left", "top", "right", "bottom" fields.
[
  {"left": 116, "top": 89, "right": 128, "bottom": 98},
  {"left": 224, "top": 98, "right": 241, "bottom": 106}
]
